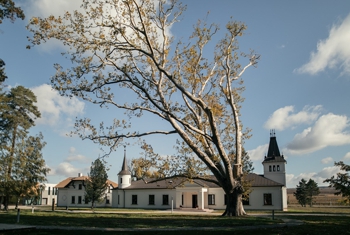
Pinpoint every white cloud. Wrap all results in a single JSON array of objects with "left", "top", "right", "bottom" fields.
[
  {"left": 264, "top": 105, "right": 322, "bottom": 131},
  {"left": 65, "top": 147, "right": 91, "bottom": 163},
  {"left": 55, "top": 162, "right": 80, "bottom": 177},
  {"left": 247, "top": 144, "right": 268, "bottom": 161},
  {"left": 286, "top": 166, "right": 339, "bottom": 188},
  {"left": 287, "top": 113, "right": 350, "bottom": 155},
  {"left": 295, "top": 13, "right": 350, "bottom": 76},
  {"left": 53, "top": 162, "right": 90, "bottom": 178},
  {"left": 321, "top": 157, "right": 333, "bottom": 164},
  {"left": 31, "top": 84, "right": 85, "bottom": 127},
  {"left": 343, "top": 152, "right": 350, "bottom": 160},
  {"left": 24, "top": 0, "right": 82, "bottom": 18}
]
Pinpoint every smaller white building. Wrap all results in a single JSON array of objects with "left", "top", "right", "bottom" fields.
[
  {"left": 55, "top": 173, "right": 117, "bottom": 208},
  {"left": 39, "top": 183, "right": 58, "bottom": 205}
]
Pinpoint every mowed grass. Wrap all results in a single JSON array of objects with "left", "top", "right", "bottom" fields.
[{"left": 0, "top": 209, "right": 280, "bottom": 228}]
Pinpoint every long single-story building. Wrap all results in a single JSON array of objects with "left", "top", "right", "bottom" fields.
[{"left": 112, "top": 132, "right": 287, "bottom": 211}]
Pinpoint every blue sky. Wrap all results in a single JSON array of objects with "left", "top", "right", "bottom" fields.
[{"left": 1, "top": 0, "right": 350, "bottom": 188}]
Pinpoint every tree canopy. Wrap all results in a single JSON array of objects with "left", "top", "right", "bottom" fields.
[
  {"left": 294, "top": 178, "right": 320, "bottom": 207},
  {"left": 27, "top": 0, "right": 259, "bottom": 216},
  {"left": 85, "top": 158, "right": 109, "bottom": 209},
  {"left": 0, "top": 86, "right": 46, "bottom": 210},
  {"left": 324, "top": 161, "right": 350, "bottom": 204}
]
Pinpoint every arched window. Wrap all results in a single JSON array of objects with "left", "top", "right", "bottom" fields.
[
  {"left": 277, "top": 165, "right": 280, "bottom": 171},
  {"left": 273, "top": 165, "right": 276, "bottom": 171}
]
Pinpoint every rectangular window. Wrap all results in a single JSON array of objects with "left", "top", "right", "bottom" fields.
[
  {"left": 55, "top": 188, "right": 58, "bottom": 195},
  {"left": 118, "top": 195, "right": 120, "bottom": 205},
  {"left": 132, "top": 195, "right": 137, "bottom": 205},
  {"left": 162, "top": 195, "right": 169, "bottom": 205},
  {"left": 78, "top": 184, "right": 82, "bottom": 190},
  {"left": 78, "top": 196, "right": 82, "bottom": 204},
  {"left": 269, "top": 165, "right": 272, "bottom": 172},
  {"left": 106, "top": 197, "right": 110, "bottom": 204},
  {"left": 149, "top": 195, "right": 155, "bottom": 205},
  {"left": 264, "top": 193, "right": 272, "bottom": 205},
  {"left": 243, "top": 194, "right": 250, "bottom": 205},
  {"left": 181, "top": 194, "right": 184, "bottom": 205},
  {"left": 108, "top": 186, "right": 110, "bottom": 193},
  {"left": 208, "top": 194, "right": 215, "bottom": 205},
  {"left": 48, "top": 187, "right": 51, "bottom": 195},
  {"left": 71, "top": 196, "right": 75, "bottom": 204},
  {"left": 120, "top": 178, "right": 123, "bottom": 184}
]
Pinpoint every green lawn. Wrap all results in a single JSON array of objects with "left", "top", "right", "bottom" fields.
[{"left": 0, "top": 210, "right": 280, "bottom": 228}]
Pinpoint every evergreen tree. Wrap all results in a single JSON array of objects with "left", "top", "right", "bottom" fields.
[
  {"left": 85, "top": 158, "right": 108, "bottom": 209},
  {"left": 294, "top": 178, "right": 320, "bottom": 207},
  {"left": 0, "top": 86, "right": 41, "bottom": 210},
  {"left": 294, "top": 179, "right": 308, "bottom": 207},
  {"left": 306, "top": 179, "right": 320, "bottom": 207}
]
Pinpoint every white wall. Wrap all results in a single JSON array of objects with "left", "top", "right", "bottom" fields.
[
  {"left": 41, "top": 183, "right": 57, "bottom": 205},
  {"left": 113, "top": 189, "right": 177, "bottom": 209},
  {"left": 56, "top": 181, "right": 113, "bottom": 208},
  {"left": 206, "top": 186, "right": 284, "bottom": 211}
]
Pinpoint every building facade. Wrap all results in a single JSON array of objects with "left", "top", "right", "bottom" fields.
[
  {"left": 112, "top": 132, "right": 288, "bottom": 211},
  {"left": 39, "top": 183, "right": 58, "bottom": 205},
  {"left": 55, "top": 173, "right": 117, "bottom": 208}
]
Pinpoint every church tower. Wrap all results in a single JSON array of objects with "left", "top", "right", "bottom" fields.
[
  {"left": 118, "top": 146, "right": 131, "bottom": 189},
  {"left": 262, "top": 130, "right": 287, "bottom": 186}
]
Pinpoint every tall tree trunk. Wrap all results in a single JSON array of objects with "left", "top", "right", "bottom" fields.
[
  {"left": 4, "top": 195, "right": 9, "bottom": 211},
  {"left": 222, "top": 189, "right": 246, "bottom": 216},
  {"left": 7, "top": 125, "right": 17, "bottom": 178}
]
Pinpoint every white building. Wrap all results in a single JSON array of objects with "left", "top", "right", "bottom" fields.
[
  {"left": 55, "top": 173, "right": 117, "bottom": 208},
  {"left": 55, "top": 133, "right": 287, "bottom": 210},
  {"left": 112, "top": 132, "right": 288, "bottom": 211},
  {"left": 39, "top": 183, "right": 58, "bottom": 205}
]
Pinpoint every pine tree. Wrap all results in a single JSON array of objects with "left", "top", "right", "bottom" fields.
[
  {"left": 294, "top": 178, "right": 320, "bottom": 207},
  {"left": 294, "top": 179, "right": 308, "bottom": 207},
  {"left": 84, "top": 158, "right": 108, "bottom": 209},
  {"left": 306, "top": 179, "right": 320, "bottom": 207},
  {"left": 0, "top": 86, "right": 41, "bottom": 210}
]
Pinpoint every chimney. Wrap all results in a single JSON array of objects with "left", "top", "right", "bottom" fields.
[{"left": 78, "top": 173, "right": 83, "bottom": 177}]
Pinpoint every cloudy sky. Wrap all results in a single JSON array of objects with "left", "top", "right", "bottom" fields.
[{"left": 1, "top": 0, "right": 350, "bottom": 188}]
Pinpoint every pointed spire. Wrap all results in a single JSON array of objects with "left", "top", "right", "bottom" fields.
[
  {"left": 263, "top": 130, "right": 286, "bottom": 163},
  {"left": 267, "top": 130, "right": 281, "bottom": 158},
  {"left": 118, "top": 145, "right": 131, "bottom": 175}
]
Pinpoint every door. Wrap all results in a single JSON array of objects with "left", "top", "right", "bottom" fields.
[
  {"left": 192, "top": 194, "right": 198, "bottom": 208},
  {"left": 42, "top": 198, "right": 47, "bottom": 205}
]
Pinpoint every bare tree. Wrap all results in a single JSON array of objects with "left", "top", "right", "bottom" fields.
[{"left": 27, "top": 0, "right": 259, "bottom": 216}]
